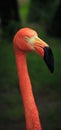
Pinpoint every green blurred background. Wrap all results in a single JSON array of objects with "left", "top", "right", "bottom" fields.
[{"left": 0, "top": 0, "right": 61, "bottom": 130}]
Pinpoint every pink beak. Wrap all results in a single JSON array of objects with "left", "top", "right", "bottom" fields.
[{"left": 34, "top": 37, "right": 54, "bottom": 73}]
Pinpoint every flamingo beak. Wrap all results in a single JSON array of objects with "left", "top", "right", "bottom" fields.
[{"left": 34, "top": 36, "right": 54, "bottom": 73}]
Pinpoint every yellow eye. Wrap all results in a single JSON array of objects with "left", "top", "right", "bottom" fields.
[{"left": 24, "top": 36, "right": 29, "bottom": 42}]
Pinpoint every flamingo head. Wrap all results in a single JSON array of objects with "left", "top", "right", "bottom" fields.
[{"left": 13, "top": 28, "right": 54, "bottom": 73}]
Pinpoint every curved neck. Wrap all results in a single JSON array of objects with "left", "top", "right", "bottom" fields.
[{"left": 15, "top": 51, "right": 42, "bottom": 130}]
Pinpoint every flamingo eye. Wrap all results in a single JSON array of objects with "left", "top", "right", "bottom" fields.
[
  {"left": 24, "top": 36, "right": 29, "bottom": 42},
  {"left": 24, "top": 36, "right": 37, "bottom": 46}
]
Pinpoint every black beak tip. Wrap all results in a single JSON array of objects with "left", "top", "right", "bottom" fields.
[{"left": 44, "top": 47, "right": 54, "bottom": 73}]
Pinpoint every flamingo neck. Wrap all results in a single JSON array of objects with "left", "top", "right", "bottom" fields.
[{"left": 15, "top": 51, "right": 42, "bottom": 130}]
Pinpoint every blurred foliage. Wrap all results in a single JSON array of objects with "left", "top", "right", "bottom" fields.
[
  {"left": 27, "top": 0, "right": 60, "bottom": 23},
  {"left": 47, "top": 2, "right": 61, "bottom": 37},
  {"left": 0, "top": 0, "right": 61, "bottom": 130}
]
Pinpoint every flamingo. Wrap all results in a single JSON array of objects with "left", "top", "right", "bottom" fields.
[{"left": 13, "top": 28, "right": 54, "bottom": 130}]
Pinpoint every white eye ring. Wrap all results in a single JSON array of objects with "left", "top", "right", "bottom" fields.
[
  {"left": 24, "top": 36, "right": 37, "bottom": 46},
  {"left": 29, "top": 37, "right": 35, "bottom": 45}
]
